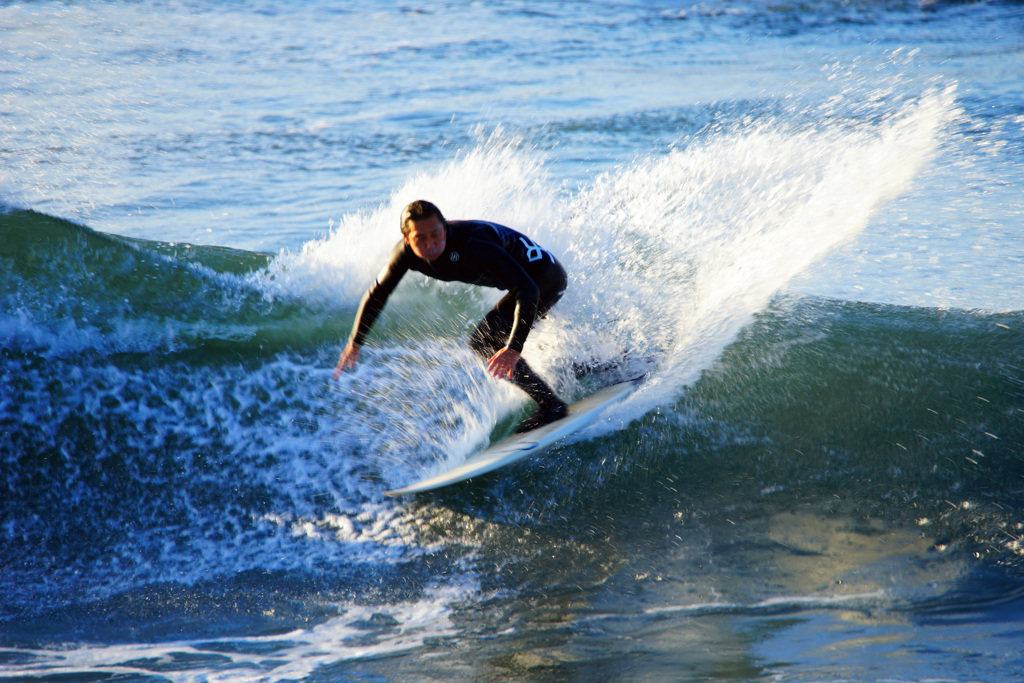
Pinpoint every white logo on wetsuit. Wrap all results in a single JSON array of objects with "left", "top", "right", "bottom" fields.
[
  {"left": 518, "top": 236, "right": 553, "bottom": 263},
  {"left": 449, "top": 251, "right": 460, "bottom": 262}
]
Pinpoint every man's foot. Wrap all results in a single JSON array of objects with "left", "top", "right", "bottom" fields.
[{"left": 515, "top": 401, "right": 568, "bottom": 434}]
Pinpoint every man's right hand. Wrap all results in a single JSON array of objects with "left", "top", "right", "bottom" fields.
[{"left": 333, "top": 342, "right": 360, "bottom": 380}]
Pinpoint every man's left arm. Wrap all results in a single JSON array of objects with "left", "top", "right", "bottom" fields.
[{"left": 473, "top": 242, "right": 541, "bottom": 377}]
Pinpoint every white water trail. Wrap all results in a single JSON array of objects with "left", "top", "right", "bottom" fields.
[{"left": 547, "top": 86, "right": 959, "bottom": 434}]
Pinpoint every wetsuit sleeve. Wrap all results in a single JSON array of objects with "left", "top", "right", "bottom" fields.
[
  {"left": 348, "top": 243, "right": 409, "bottom": 347},
  {"left": 471, "top": 241, "right": 541, "bottom": 353}
]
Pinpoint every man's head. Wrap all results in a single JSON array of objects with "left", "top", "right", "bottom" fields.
[
  {"left": 400, "top": 200, "right": 447, "bottom": 262},
  {"left": 400, "top": 200, "right": 446, "bottom": 236}
]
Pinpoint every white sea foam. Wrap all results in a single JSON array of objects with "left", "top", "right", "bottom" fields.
[
  {"left": 0, "top": 581, "right": 473, "bottom": 683},
  {"left": 261, "top": 127, "right": 562, "bottom": 308}
]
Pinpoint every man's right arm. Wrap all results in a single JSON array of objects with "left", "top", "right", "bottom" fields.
[
  {"left": 333, "top": 244, "right": 408, "bottom": 377},
  {"left": 333, "top": 341, "right": 361, "bottom": 378}
]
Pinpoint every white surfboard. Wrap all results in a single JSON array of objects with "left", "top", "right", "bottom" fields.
[{"left": 384, "top": 375, "right": 645, "bottom": 497}]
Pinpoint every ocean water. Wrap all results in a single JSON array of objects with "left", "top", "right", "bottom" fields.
[{"left": 1, "top": 1, "right": 1023, "bottom": 681}]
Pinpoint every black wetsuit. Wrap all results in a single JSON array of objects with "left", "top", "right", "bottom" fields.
[{"left": 349, "top": 219, "right": 568, "bottom": 409}]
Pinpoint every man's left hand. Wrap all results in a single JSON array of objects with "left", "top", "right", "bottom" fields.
[{"left": 487, "top": 347, "right": 521, "bottom": 379}]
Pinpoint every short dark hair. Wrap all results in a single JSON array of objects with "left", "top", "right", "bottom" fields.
[{"left": 400, "top": 200, "right": 446, "bottom": 236}]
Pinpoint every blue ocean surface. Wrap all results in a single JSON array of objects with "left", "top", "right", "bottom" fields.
[{"left": 1, "top": 1, "right": 1022, "bottom": 681}]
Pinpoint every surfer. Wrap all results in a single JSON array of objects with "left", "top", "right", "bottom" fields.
[{"left": 333, "top": 200, "right": 569, "bottom": 432}]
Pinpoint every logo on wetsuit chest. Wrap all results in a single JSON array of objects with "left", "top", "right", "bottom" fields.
[{"left": 449, "top": 251, "right": 461, "bottom": 262}]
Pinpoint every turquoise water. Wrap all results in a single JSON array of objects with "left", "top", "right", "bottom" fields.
[{"left": 2, "top": 1, "right": 1023, "bottom": 681}]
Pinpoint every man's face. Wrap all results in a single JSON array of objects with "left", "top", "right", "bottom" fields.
[{"left": 404, "top": 215, "right": 447, "bottom": 261}]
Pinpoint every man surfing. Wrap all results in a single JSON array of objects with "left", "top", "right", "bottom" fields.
[{"left": 333, "top": 200, "right": 569, "bottom": 432}]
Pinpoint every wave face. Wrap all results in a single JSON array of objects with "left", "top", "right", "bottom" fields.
[{"left": 3, "top": 204, "right": 1022, "bottom": 677}]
